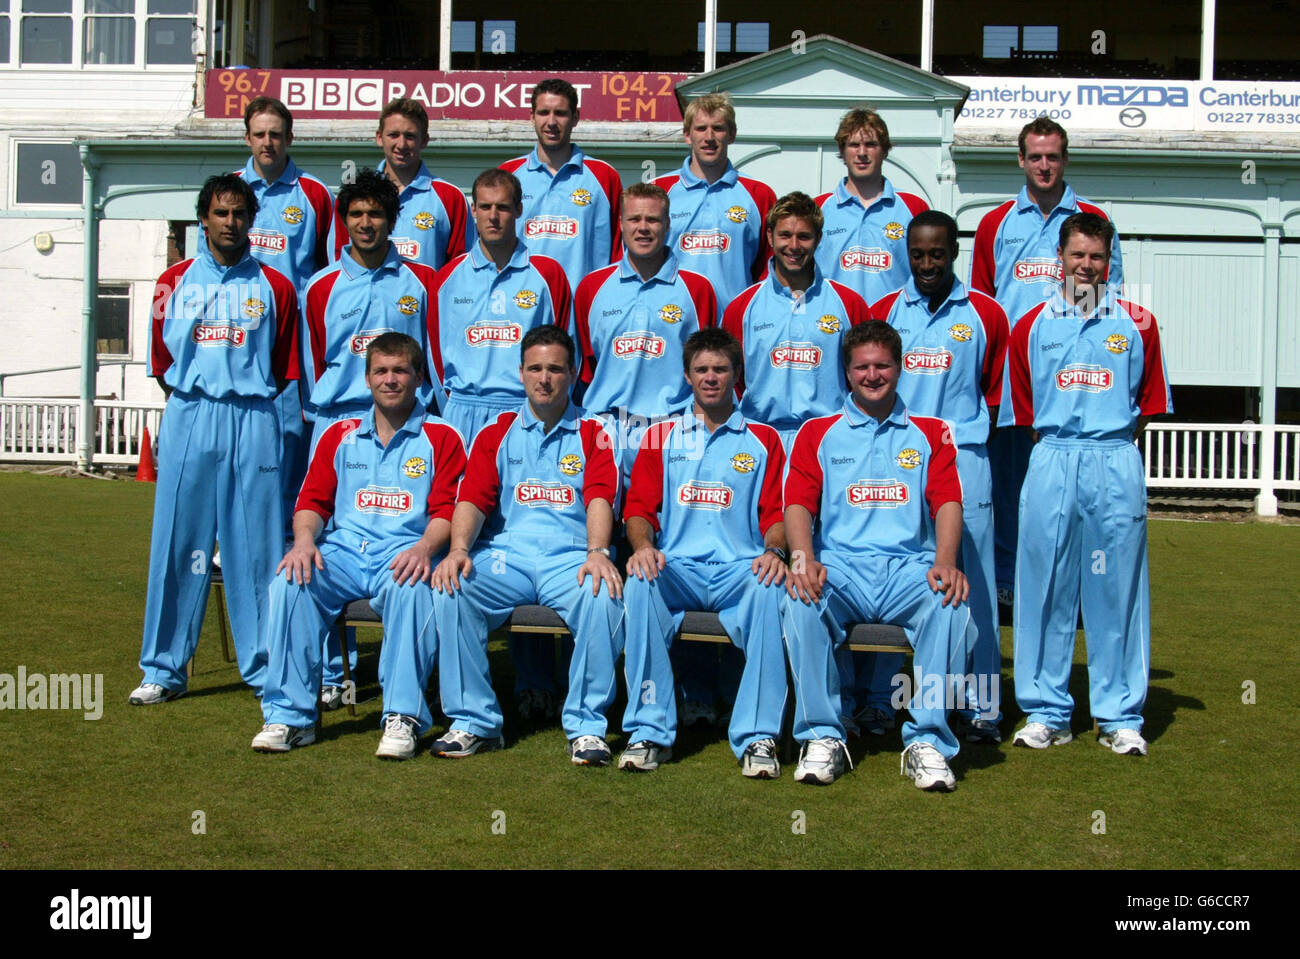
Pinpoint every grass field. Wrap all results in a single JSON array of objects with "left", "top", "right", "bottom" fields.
[{"left": 1, "top": 469, "right": 1296, "bottom": 870}]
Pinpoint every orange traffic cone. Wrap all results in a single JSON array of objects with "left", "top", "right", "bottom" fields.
[{"left": 136, "top": 425, "right": 157, "bottom": 482}]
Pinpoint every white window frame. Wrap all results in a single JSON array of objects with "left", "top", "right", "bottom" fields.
[{"left": 2, "top": 0, "right": 197, "bottom": 71}]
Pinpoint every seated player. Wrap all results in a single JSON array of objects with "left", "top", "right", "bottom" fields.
[
  {"left": 781, "top": 321, "right": 975, "bottom": 790},
  {"left": 1007, "top": 212, "right": 1170, "bottom": 756},
  {"left": 251, "top": 333, "right": 466, "bottom": 758},
  {"left": 621, "top": 328, "right": 788, "bottom": 776},
  {"left": 431, "top": 326, "right": 624, "bottom": 766}
]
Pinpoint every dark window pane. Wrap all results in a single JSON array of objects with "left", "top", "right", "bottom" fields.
[
  {"left": 145, "top": 15, "right": 191, "bottom": 63},
  {"left": 15, "top": 141, "right": 84, "bottom": 205},
  {"left": 0, "top": 19, "right": 10, "bottom": 64},
  {"left": 84, "top": 16, "right": 133, "bottom": 64},
  {"left": 147, "top": 0, "right": 193, "bottom": 13},
  {"left": 96, "top": 287, "right": 131, "bottom": 357},
  {"left": 87, "top": 0, "right": 134, "bottom": 12},
  {"left": 21, "top": 15, "right": 71, "bottom": 64},
  {"left": 22, "top": 0, "right": 70, "bottom": 12}
]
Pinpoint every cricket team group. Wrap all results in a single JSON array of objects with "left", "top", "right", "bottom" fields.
[{"left": 129, "top": 76, "right": 1172, "bottom": 791}]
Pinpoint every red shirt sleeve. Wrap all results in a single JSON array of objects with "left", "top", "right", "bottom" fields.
[
  {"left": 422, "top": 421, "right": 468, "bottom": 521},
  {"left": 1119, "top": 299, "right": 1173, "bottom": 417},
  {"left": 741, "top": 178, "right": 778, "bottom": 284},
  {"left": 587, "top": 158, "right": 624, "bottom": 264},
  {"left": 970, "top": 290, "right": 1010, "bottom": 408},
  {"left": 427, "top": 256, "right": 465, "bottom": 387},
  {"left": 830, "top": 281, "right": 871, "bottom": 327},
  {"left": 456, "top": 412, "right": 513, "bottom": 515},
  {"left": 573, "top": 266, "right": 617, "bottom": 388},
  {"left": 579, "top": 417, "right": 620, "bottom": 511},
  {"left": 264, "top": 265, "right": 301, "bottom": 382},
  {"left": 433, "top": 180, "right": 472, "bottom": 262},
  {"left": 303, "top": 268, "right": 341, "bottom": 384},
  {"left": 295, "top": 419, "right": 358, "bottom": 519},
  {"left": 680, "top": 270, "right": 718, "bottom": 329},
  {"left": 783, "top": 416, "right": 837, "bottom": 519},
  {"left": 912, "top": 415, "right": 962, "bottom": 519},
  {"left": 1008, "top": 303, "right": 1046, "bottom": 427},
  {"left": 747, "top": 422, "right": 786, "bottom": 536},
  {"left": 721, "top": 284, "right": 762, "bottom": 397},
  {"left": 970, "top": 201, "right": 1013, "bottom": 296},
  {"left": 148, "top": 260, "right": 190, "bottom": 378},
  {"left": 532, "top": 255, "right": 573, "bottom": 332},
  {"left": 869, "top": 289, "right": 903, "bottom": 324},
  {"left": 299, "top": 175, "right": 337, "bottom": 271},
  {"left": 899, "top": 191, "right": 930, "bottom": 217},
  {"left": 623, "top": 420, "right": 675, "bottom": 531}
]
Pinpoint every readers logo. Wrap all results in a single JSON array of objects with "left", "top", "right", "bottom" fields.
[
  {"left": 731, "top": 452, "right": 756, "bottom": 474},
  {"left": 281, "top": 205, "right": 304, "bottom": 225},
  {"left": 413, "top": 211, "right": 435, "bottom": 231},
  {"left": 659, "top": 303, "right": 683, "bottom": 324},
  {"left": 402, "top": 456, "right": 427, "bottom": 478},
  {"left": 678, "top": 481, "right": 734, "bottom": 510},
  {"left": 949, "top": 323, "right": 973, "bottom": 342},
  {"left": 846, "top": 480, "right": 910, "bottom": 508},
  {"left": 1056, "top": 365, "right": 1114, "bottom": 392},
  {"left": 515, "top": 480, "right": 577, "bottom": 508},
  {"left": 896, "top": 448, "right": 921, "bottom": 470},
  {"left": 396, "top": 295, "right": 419, "bottom": 315},
  {"left": 679, "top": 231, "right": 730, "bottom": 255},
  {"left": 355, "top": 486, "right": 413, "bottom": 514},
  {"left": 558, "top": 453, "right": 583, "bottom": 476},
  {"left": 817, "top": 314, "right": 841, "bottom": 335},
  {"left": 513, "top": 289, "right": 538, "bottom": 309},
  {"left": 570, "top": 188, "right": 592, "bottom": 206}
]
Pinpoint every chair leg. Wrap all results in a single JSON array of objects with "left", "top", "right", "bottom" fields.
[
  {"left": 213, "top": 582, "right": 234, "bottom": 663},
  {"left": 339, "top": 621, "right": 356, "bottom": 717}
]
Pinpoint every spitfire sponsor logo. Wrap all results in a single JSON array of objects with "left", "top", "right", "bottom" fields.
[
  {"left": 349, "top": 329, "right": 389, "bottom": 354},
  {"left": 731, "top": 453, "right": 756, "bottom": 474},
  {"left": 884, "top": 221, "right": 905, "bottom": 241},
  {"left": 192, "top": 324, "right": 247, "bottom": 347},
  {"left": 1106, "top": 333, "right": 1130, "bottom": 354},
  {"left": 1056, "top": 364, "right": 1114, "bottom": 392},
  {"left": 903, "top": 348, "right": 953, "bottom": 373},
  {"left": 393, "top": 238, "right": 421, "bottom": 258},
  {"left": 679, "top": 230, "right": 730, "bottom": 255},
  {"left": 846, "top": 480, "right": 910, "bottom": 508},
  {"left": 281, "top": 206, "right": 304, "bottom": 225},
  {"left": 513, "top": 289, "right": 538, "bottom": 309},
  {"left": 841, "top": 247, "right": 891, "bottom": 272},
  {"left": 726, "top": 206, "right": 748, "bottom": 224},
  {"left": 1013, "top": 259, "right": 1063, "bottom": 283},
  {"left": 570, "top": 188, "right": 592, "bottom": 207},
  {"left": 466, "top": 321, "right": 524, "bottom": 347},
  {"left": 613, "top": 332, "right": 666, "bottom": 359},
  {"left": 525, "top": 216, "right": 579, "bottom": 239},
  {"left": 355, "top": 486, "right": 413, "bottom": 514},
  {"left": 413, "top": 211, "right": 435, "bottom": 231},
  {"left": 896, "top": 448, "right": 921, "bottom": 470},
  {"left": 949, "top": 323, "right": 973, "bottom": 342},
  {"left": 514, "top": 480, "right": 577, "bottom": 508},
  {"left": 248, "top": 229, "right": 287, "bottom": 254},
  {"left": 658, "top": 304, "right": 683, "bottom": 325},
  {"left": 678, "top": 480, "right": 734, "bottom": 510},
  {"left": 770, "top": 341, "right": 822, "bottom": 370},
  {"left": 402, "top": 457, "right": 427, "bottom": 478},
  {"left": 558, "top": 453, "right": 583, "bottom": 476},
  {"left": 242, "top": 298, "right": 266, "bottom": 320}
]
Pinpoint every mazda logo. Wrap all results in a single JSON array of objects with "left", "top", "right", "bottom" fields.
[{"left": 1119, "top": 107, "right": 1147, "bottom": 128}]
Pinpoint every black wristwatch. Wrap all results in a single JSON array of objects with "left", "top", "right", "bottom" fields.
[{"left": 764, "top": 545, "right": 788, "bottom": 562}]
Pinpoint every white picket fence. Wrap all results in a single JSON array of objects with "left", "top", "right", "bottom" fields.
[{"left": 1, "top": 400, "right": 1297, "bottom": 513}]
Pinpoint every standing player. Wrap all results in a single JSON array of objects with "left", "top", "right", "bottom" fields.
[
  {"left": 1007, "top": 213, "right": 1170, "bottom": 756},
  {"left": 427, "top": 168, "right": 572, "bottom": 442},
  {"left": 970, "top": 118, "right": 1123, "bottom": 607},
  {"left": 815, "top": 108, "right": 929, "bottom": 304},
  {"left": 573, "top": 182, "right": 717, "bottom": 483},
  {"left": 500, "top": 78, "right": 622, "bottom": 294},
  {"left": 354, "top": 97, "right": 474, "bottom": 271},
  {"left": 430, "top": 327, "right": 625, "bottom": 766},
  {"left": 301, "top": 169, "right": 441, "bottom": 707},
  {"left": 870, "top": 211, "right": 1009, "bottom": 743},
  {"left": 723, "top": 191, "right": 870, "bottom": 447},
  {"left": 656, "top": 92, "right": 777, "bottom": 309},
  {"left": 130, "top": 174, "right": 298, "bottom": 704},
  {"left": 621, "top": 328, "right": 789, "bottom": 777},
  {"left": 251, "top": 333, "right": 467, "bottom": 757},
  {"left": 237, "top": 97, "right": 338, "bottom": 530},
  {"left": 781, "top": 321, "right": 974, "bottom": 790}
]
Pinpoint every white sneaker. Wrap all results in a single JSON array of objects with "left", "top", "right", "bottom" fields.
[
  {"left": 128, "top": 682, "right": 184, "bottom": 705},
  {"left": 319, "top": 685, "right": 344, "bottom": 711},
  {"left": 617, "top": 741, "right": 671, "bottom": 771},
  {"left": 901, "top": 741, "right": 956, "bottom": 791},
  {"left": 794, "top": 738, "right": 849, "bottom": 785},
  {"left": 1099, "top": 728, "right": 1148, "bottom": 756},
  {"left": 569, "top": 735, "right": 612, "bottom": 766},
  {"left": 739, "top": 738, "right": 781, "bottom": 779},
  {"left": 1012, "top": 721, "right": 1072, "bottom": 749},
  {"left": 251, "top": 723, "right": 315, "bottom": 752},
  {"left": 375, "top": 714, "right": 418, "bottom": 760}
]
